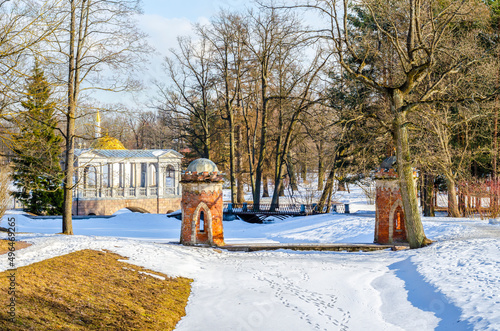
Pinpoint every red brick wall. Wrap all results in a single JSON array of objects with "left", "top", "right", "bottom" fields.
[
  {"left": 72, "top": 197, "right": 181, "bottom": 216},
  {"left": 375, "top": 180, "right": 407, "bottom": 244},
  {"left": 180, "top": 183, "right": 224, "bottom": 246}
]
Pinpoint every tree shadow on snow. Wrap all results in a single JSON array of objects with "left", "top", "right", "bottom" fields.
[{"left": 389, "top": 258, "right": 473, "bottom": 330}]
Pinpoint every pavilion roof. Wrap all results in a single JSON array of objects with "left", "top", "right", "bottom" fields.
[{"left": 75, "top": 149, "right": 183, "bottom": 159}]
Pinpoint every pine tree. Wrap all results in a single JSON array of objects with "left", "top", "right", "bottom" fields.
[{"left": 11, "top": 64, "right": 64, "bottom": 215}]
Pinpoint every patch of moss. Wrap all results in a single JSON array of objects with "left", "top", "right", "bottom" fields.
[
  {"left": 0, "top": 249, "right": 192, "bottom": 330},
  {"left": 0, "top": 240, "right": 31, "bottom": 255}
]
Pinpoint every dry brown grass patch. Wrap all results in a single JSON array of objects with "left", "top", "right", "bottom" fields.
[
  {"left": 0, "top": 240, "right": 32, "bottom": 255},
  {"left": 0, "top": 249, "right": 192, "bottom": 330}
]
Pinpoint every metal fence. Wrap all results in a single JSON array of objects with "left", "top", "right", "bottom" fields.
[{"left": 223, "top": 202, "right": 350, "bottom": 216}]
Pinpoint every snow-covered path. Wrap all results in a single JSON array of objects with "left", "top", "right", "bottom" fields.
[
  {"left": 173, "top": 249, "right": 439, "bottom": 330},
  {"left": 1, "top": 212, "right": 499, "bottom": 330}
]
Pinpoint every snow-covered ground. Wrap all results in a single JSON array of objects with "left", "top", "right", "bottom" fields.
[{"left": 1, "top": 187, "right": 499, "bottom": 330}]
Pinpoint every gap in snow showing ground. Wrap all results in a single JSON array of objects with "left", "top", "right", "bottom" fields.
[{"left": 1, "top": 185, "right": 499, "bottom": 330}]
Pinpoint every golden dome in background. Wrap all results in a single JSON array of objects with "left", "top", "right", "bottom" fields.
[{"left": 91, "top": 135, "right": 126, "bottom": 150}]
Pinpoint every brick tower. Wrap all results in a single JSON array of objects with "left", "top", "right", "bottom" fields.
[
  {"left": 374, "top": 156, "right": 409, "bottom": 244},
  {"left": 180, "top": 158, "right": 224, "bottom": 246}
]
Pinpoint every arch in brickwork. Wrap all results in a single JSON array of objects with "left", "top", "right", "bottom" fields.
[
  {"left": 388, "top": 199, "right": 404, "bottom": 242},
  {"left": 124, "top": 206, "right": 151, "bottom": 213},
  {"left": 106, "top": 202, "right": 153, "bottom": 215},
  {"left": 192, "top": 202, "right": 213, "bottom": 244}
]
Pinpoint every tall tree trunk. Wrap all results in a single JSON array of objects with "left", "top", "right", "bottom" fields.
[
  {"left": 337, "top": 178, "right": 346, "bottom": 191},
  {"left": 287, "top": 151, "right": 298, "bottom": 191},
  {"left": 262, "top": 173, "right": 269, "bottom": 198},
  {"left": 253, "top": 70, "right": 269, "bottom": 205},
  {"left": 203, "top": 126, "right": 210, "bottom": 159},
  {"left": 317, "top": 152, "right": 324, "bottom": 191},
  {"left": 228, "top": 110, "right": 236, "bottom": 204},
  {"left": 446, "top": 175, "right": 461, "bottom": 217},
  {"left": 318, "top": 148, "right": 339, "bottom": 212},
  {"left": 62, "top": 0, "right": 77, "bottom": 235},
  {"left": 393, "top": 91, "right": 427, "bottom": 248},
  {"left": 318, "top": 165, "right": 335, "bottom": 212},
  {"left": 422, "top": 173, "right": 435, "bottom": 217},
  {"left": 236, "top": 125, "right": 245, "bottom": 203},
  {"left": 279, "top": 176, "right": 285, "bottom": 197},
  {"left": 269, "top": 109, "right": 305, "bottom": 207},
  {"left": 244, "top": 124, "right": 256, "bottom": 199},
  {"left": 301, "top": 160, "right": 307, "bottom": 182},
  {"left": 278, "top": 162, "right": 286, "bottom": 198}
]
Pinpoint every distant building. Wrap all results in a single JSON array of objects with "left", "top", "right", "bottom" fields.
[
  {"left": 72, "top": 112, "right": 183, "bottom": 215},
  {"left": 73, "top": 147, "right": 183, "bottom": 215}
]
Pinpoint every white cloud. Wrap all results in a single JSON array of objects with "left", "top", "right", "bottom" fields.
[{"left": 137, "top": 14, "right": 194, "bottom": 57}]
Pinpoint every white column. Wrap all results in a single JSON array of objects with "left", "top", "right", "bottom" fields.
[
  {"left": 158, "top": 162, "right": 164, "bottom": 197},
  {"left": 98, "top": 162, "right": 103, "bottom": 197},
  {"left": 135, "top": 163, "right": 141, "bottom": 195}
]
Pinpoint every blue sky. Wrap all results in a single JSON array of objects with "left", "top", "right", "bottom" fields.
[
  {"left": 138, "top": 0, "right": 249, "bottom": 54},
  {"left": 97, "top": 0, "right": 250, "bottom": 105},
  {"left": 100, "top": 0, "right": 323, "bottom": 106},
  {"left": 141, "top": 0, "right": 247, "bottom": 21}
]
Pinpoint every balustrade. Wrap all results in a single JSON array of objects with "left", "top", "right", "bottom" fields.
[
  {"left": 82, "top": 189, "right": 98, "bottom": 198},
  {"left": 164, "top": 187, "right": 176, "bottom": 195},
  {"left": 76, "top": 184, "right": 179, "bottom": 199}
]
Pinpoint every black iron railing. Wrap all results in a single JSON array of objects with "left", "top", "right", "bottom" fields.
[{"left": 223, "top": 203, "right": 350, "bottom": 215}]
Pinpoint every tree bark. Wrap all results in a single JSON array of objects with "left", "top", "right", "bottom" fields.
[
  {"left": 446, "top": 176, "right": 461, "bottom": 217},
  {"left": 203, "top": 121, "right": 210, "bottom": 159},
  {"left": 317, "top": 152, "right": 324, "bottom": 191},
  {"left": 236, "top": 125, "right": 245, "bottom": 203},
  {"left": 62, "top": 0, "right": 77, "bottom": 235},
  {"left": 287, "top": 151, "right": 298, "bottom": 191},
  {"left": 422, "top": 173, "right": 435, "bottom": 217},
  {"left": 253, "top": 66, "right": 269, "bottom": 205},
  {"left": 301, "top": 161, "right": 307, "bottom": 182},
  {"left": 262, "top": 173, "right": 269, "bottom": 198},
  {"left": 393, "top": 91, "right": 427, "bottom": 248},
  {"left": 228, "top": 108, "right": 236, "bottom": 204},
  {"left": 279, "top": 177, "right": 285, "bottom": 197},
  {"left": 317, "top": 156, "right": 337, "bottom": 212},
  {"left": 337, "top": 179, "right": 346, "bottom": 191}
]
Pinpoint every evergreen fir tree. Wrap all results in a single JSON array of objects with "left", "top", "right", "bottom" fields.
[{"left": 11, "top": 64, "right": 64, "bottom": 215}]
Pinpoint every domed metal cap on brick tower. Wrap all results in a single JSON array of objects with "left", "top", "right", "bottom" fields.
[
  {"left": 380, "top": 156, "right": 396, "bottom": 169},
  {"left": 186, "top": 158, "right": 219, "bottom": 173}
]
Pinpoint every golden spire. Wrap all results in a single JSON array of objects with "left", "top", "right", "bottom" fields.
[{"left": 95, "top": 110, "right": 101, "bottom": 139}]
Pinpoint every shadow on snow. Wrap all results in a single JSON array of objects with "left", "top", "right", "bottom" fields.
[{"left": 389, "top": 257, "right": 473, "bottom": 330}]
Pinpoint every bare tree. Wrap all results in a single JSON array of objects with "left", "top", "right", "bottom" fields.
[
  {"left": 269, "top": 50, "right": 330, "bottom": 207},
  {"left": 200, "top": 12, "right": 248, "bottom": 204},
  {"left": 45, "top": 0, "right": 150, "bottom": 234},
  {"left": 0, "top": 0, "right": 61, "bottom": 115},
  {"left": 244, "top": 7, "right": 307, "bottom": 205},
  {"left": 417, "top": 104, "right": 480, "bottom": 216},
  {"left": 157, "top": 35, "right": 217, "bottom": 159},
  {"left": 283, "top": 0, "right": 497, "bottom": 248}
]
